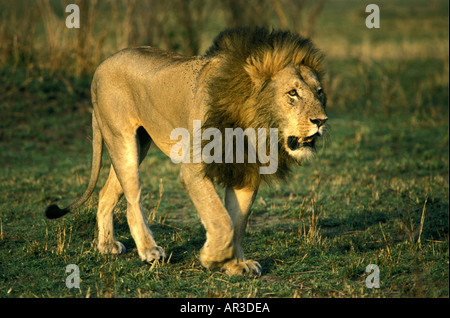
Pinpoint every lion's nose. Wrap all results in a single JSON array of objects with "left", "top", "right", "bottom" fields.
[{"left": 310, "top": 117, "right": 328, "bottom": 127}]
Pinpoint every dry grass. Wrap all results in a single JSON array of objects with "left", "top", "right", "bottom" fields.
[
  {"left": 298, "top": 197, "right": 322, "bottom": 245},
  {"left": 0, "top": 0, "right": 328, "bottom": 76}
]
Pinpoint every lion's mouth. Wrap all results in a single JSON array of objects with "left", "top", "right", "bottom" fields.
[{"left": 287, "top": 134, "right": 317, "bottom": 151}]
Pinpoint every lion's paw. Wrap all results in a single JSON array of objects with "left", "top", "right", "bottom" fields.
[
  {"left": 98, "top": 240, "right": 126, "bottom": 255},
  {"left": 222, "top": 259, "right": 262, "bottom": 277},
  {"left": 139, "top": 245, "right": 165, "bottom": 263}
]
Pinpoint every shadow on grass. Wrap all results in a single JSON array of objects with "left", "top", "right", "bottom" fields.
[{"left": 319, "top": 197, "right": 448, "bottom": 242}]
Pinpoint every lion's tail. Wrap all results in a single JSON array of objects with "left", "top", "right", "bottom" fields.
[{"left": 45, "top": 113, "right": 103, "bottom": 219}]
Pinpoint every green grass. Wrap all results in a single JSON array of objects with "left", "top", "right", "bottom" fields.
[{"left": 0, "top": 0, "right": 448, "bottom": 298}]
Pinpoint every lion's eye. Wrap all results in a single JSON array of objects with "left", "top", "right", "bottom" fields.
[
  {"left": 317, "top": 87, "right": 323, "bottom": 94},
  {"left": 288, "top": 89, "right": 297, "bottom": 97}
]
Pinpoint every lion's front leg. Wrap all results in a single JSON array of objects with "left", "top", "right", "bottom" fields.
[
  {"left": 223, "top": 186, "right": 261, "bottom": 276},
  {"left": 180, "top": 164, "right": 260, "bottom": 276},
  {"left": 180, "top": 164, "right": 234, "bottom": 268}
]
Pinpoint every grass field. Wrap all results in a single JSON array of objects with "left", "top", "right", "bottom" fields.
[{"left": 0, "top": 0, "right": 448, "bottom": 298}]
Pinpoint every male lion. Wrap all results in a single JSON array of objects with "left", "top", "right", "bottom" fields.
[{"left": 45, "top": 27, "right": 328, "bottom": 276}]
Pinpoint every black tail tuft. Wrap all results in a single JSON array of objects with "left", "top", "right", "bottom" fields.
[{"left": 45, "top": 204, "right": 69, "bottom": 219}]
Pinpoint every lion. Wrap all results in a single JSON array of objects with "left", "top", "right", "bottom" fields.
[{"left": 45, "top": 27, "right": 328, "bottom": 276}]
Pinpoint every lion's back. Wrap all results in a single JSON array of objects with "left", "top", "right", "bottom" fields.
[
  {"left": 94, "top": 47, "right": 196, "bottom": 82},
  {"left": 90, "top": 46, "right": 212, "bottom": 140}
]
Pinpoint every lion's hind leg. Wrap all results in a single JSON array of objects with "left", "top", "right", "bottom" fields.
[
  {"left": 96, "top": 128, "right": 152, "bottom": 256},
  {"left": 99, "top": 127, "right": 164, "bottom": 263},
  {"left": 97, "top": 165, "right": 126, "bottom": 255}
]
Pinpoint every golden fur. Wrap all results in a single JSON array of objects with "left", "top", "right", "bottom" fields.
[{"left": 45, "top": 27, "right": 328, "bottom": 276}]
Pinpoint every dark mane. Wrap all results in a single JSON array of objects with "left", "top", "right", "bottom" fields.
[{"left": 201, "top": 27, "right": 325, "bottom": 189}]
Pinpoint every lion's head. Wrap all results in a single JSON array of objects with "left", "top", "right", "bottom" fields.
[{"left": 202, "top": 27, "right": 328, "bottom": 189}]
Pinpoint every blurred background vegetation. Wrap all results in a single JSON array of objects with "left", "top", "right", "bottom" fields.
[{"left": 0, "top": 0, "right": 329, "bottom": 76}]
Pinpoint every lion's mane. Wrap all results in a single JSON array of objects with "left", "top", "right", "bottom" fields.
[{"left": 201, "top": 27, "right": 325, "bottom": 189}]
